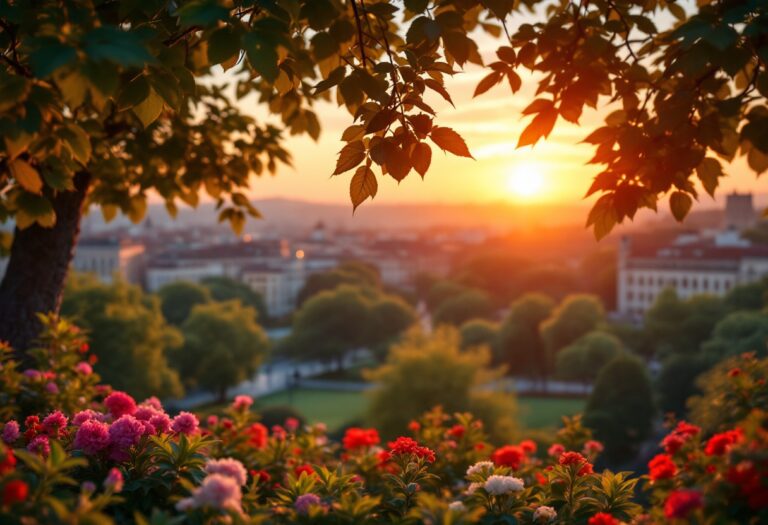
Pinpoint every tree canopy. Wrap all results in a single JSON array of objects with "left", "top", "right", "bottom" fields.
[
  {"left": 157, "top": 281, "right": 212, "bottom": 326},
  {"left": 497, "top": 292, "right": 554, "bottom": 378}
]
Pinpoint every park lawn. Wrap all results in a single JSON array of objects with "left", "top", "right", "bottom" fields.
[{"left": 253, "top": 389, "right": 585, "bottom": 433}]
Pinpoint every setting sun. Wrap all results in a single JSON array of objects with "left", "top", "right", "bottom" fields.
[{"left": 506, "top": 163, "right": 546, "bottom": 200}]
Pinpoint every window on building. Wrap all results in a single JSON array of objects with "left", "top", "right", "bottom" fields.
[
  {"left": 703, "top": 279, "right": 709, "bottom": 290},
  {"left": 627, "top": 291, "right": 634, "bottom": 301},
  {"left": 692, "top": 279, "right": 698, "bottom": 290},
  {"left": 714, "top": 280, "right": 720, "bottom": 291},
  {"left": 638, "top": 275, "right": 645, "bottom": 285},
  {"left": 682, "top": 278, "right": 688, "bottom": 288},
  {"left": 627, "top": 274, "right": 634, "bottom": 285}
]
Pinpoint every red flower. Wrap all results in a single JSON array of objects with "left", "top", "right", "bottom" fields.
[
  {"left": 342, "top": 428, "right": 380, "bottom": 450},
  {"left": 250, "top": 469, "right": 271, "bottom": 483},
  {"left": 662, "top": 433, "right": 685, "bottom": 455},
  {"left": 520, "top": 439, "right": 537, "bottom": 454},
  {"left": 246, "top": 423, "right": 268, "bottom": 449},
  {"left": 664, "top": 489, "right": 703, "bottom": 519},
  {"left": 582, "top": 440, "right": 603, "bottom": 455},
  {"left": 294, "top": 464, "right": 314, "bottom": 477},
  {"left": 0, "top": 448, "right": 16, "bottom": 475},
  {"left": 387, "top": 436, "right": 436, "bottom": 463},
  {"left": 648, "top": 454, "right": 677, "bottom": 481},
  {"left": 79, "top": 342, "right": 89, "bottom": 353},
  {"left": 728, "top": 368, "right": 742, "bottom": 377},
  {"left": 727, "top": 461, "right": 768, "bottom": 510},
  {"left": 2, "top": 479, "right": 28, "bottom": 506},
  {"left": 705, "top": 429, "right": 743, "bottom": 456},
  {"left": 535, "top": 471, "right": 548, "bottom": 485},
  {"left": 588, "top": 512, "right": 619, "bottom": 525},
  {"left": 558, "top": 452, "right": 593, "bottom": 476},
  {"left": 673, "top": 421, "right": 701, "bottom": 438},
  {"left": 548, "top": 443, "right": 565, "bottom": 458},
  {"left": 446, "top": 424, "right": 465, "bottom": 439},
  {"left": 407, "top": 420, "right": 421, "bottom": 433},
  {"left": 491, "top": 445, "right": 525, "bottom": 469}
]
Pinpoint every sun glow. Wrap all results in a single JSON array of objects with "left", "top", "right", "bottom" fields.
[{"left": 506, "top": 162, "right": 546, "bottom": 200}]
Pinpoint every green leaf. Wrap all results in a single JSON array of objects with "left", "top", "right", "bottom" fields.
[
  {"left": 669, "top": 191, "right": 693, "bottom": 222},
  {"left": 243, "top": 33, "right": 280, "bottom": 82},
  {"left": 29, "top": 39, "right": 77, "bottom": 77},
  {"left": 350, "top": 165, "right": 377, "bottom": 211},
  {"left": 208, "top": 26, "right": 241, "bottom": 65},
  {"left": 117, "top": 75, "right": 151, "bottom": 110},
  {"left": 132, "top": 88, "right": 164, "bottom": 128},
  {"left": 176, "top": 0, "right": 229, "bottom": 27},
  {"left": 60, "top": 123, "right": 92, "bottom": 165},
  {"left": 83, "top": 27, "right": 154, "bottom": 67}
]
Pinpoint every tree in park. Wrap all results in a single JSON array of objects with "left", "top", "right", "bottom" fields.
[
  {"left": 172, "top": 300, "right": 268, "bottom": 401},
  {"left": 60, "top": 274, "right": 183, "bottom": 399},
  {"left": 497, "top": 292, "right": 554, "bottom": 379},
  {"left": 431, "top": 288, "right": 493, "bottom": 327},
  {"left": 459, "top": 318, "right": 499, "bottom": 355},
  {"left": 201, "top": 275, "right": 268, "bottom": 321},
  {"left": 296, "top": 260, "right": 380, "bottom": 305},
  {"left": 555, "top": 330, "right": 624, "bottom": 385},
  {"left": 583, "top": 355, "right": 656, "bottom": 462},
  {"left": 701, "top": 310, "right": 768, "bottom": 359},
  {"left": 540, "top": 294, "right": 604, "bottom": 357},
  {"left": 157, "top": 281, "right": 212, "bottom": 326},
  {"left": 1, "top": 0, "right": 767, "bottom": 353}
]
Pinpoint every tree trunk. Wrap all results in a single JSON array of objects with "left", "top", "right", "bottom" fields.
[{"left": 0, "top": 173, "right": 90, "bottom": 358}]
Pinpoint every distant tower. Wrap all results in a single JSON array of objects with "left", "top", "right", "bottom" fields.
[
  {"left": 724, "top": 192, "right": 756, "bottom": 230},
  {"left": 309, "top": 221, "right": 326, "bottom": 242}
]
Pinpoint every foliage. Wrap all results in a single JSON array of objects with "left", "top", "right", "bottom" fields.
[
  {"left": 724, "top": 278, "right": 768, "bottom": 311},
  {"left": 541, "top": 295, "right": 604, "bottom": 358},
  {"left": 157, "top": 281, "right": 212, "bottom": 326},
  {"left": 296, "top": 261, "right": 381, "bottom": 305},
  {"left": 281, "top": 285, "right": 416, "bottom": 365},
  {"left": 497, "top": 293, "right": 555, "bottom": 378},
  {"left": 688, "top": 353, "right": 768, "bottom": 434},
  {"left": 701, "top": 310, "right": 768, "bottom": 359},
  {"left": 200, "top": 276, "right": 268, "bottom": 321},
  {"left": 173, "top": 300, "right": 268, "bottom": 400},
  {"left": 2, "top": 319, "right": 768, "bottom": 524},
  {"left": 432, "top": 289, "right": 493, "bottom": 327},
  {"left": 555, "top": 331, "right": 624, "bottom": 384},
  {"left": 459, "top": 319, "right": 499, "bottom": 354},
  {"left": 584, "top": 355, "right": 655, "bottom": 462},
  {"left": 365, "top": 328, "right": 516, "bottom": 443},
  {"left": 425, "top": 280, "right": 469, "bottom": 312},
  {"left": 656, "top": 353, "right": 714, "bottom": 417},
  {"left": 61, "top": 274, "right": 183, "bottom": 399}
]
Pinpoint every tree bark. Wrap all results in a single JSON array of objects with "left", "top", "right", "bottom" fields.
[{"left": 0, "top": 172, "right": 90, "bottom": 357}]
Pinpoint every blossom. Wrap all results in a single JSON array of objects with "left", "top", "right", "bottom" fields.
[
  {"left": 408, "top": 420, "right": 421, "bottom": 432},
  {"left": 108, "top": 415, "right": 143, "bottom": 459},
  {"left": 448, "top": 501, "right": 466, "bottom": 512},
  {"left": 583, "top": 440, "right": 604, "bottom": 455},
  {"left": 74, "top": 419, "right": 110, "bottom": 454},
  {"left": 705, "top": 429, "right": 743, "bottom": 456},
  {"left": 72, "top": 410, "right": 104, "bottom": 426},
  {"left": 206, "top": 458, "right": 248, "bottom": 486},
  {"left": 74, "top": 361, "right": 92, "bottom": 375},
  {"left": 45, "top": 382, "right": 59, "bottom": 394},
  {"left": 176, "top": 473, "right": 242, "bottom": 513},
  {"left": 104, "top": 391, "right": 137, "bottom": 418},
  {"left": 588, "top": 512, "right": 619, "bottom": 525},
  {"left": 42, "top": 410, "right": 68, "bottom": 437},
  {"left": 726, "top": 460, "right": 768, "bottom": 510},
  {"left": 664, "top": 489, "right": 703, "bottom": 519},
  {"left": 492, "top": 445, "right": 525, "bottom": 469},
  {"left": 342, "top": 427, "right": 380, "bottom": 450},
  {"left": 232, "top": 395, "right": 253, "bottom": 411},
  {"left": 662, "top": 433, "right": 685, "bottom": 454},
  {"left": 673, "top": 421, "right": 700, "bottom": 438},
  {"left": 104, "top": 467, "right": 124, "bottom": 493},
  {"left": 251, "top": 469, "right": 271, "bottom": 483},
  {"left": 520, "top": 439, "right": 537, "bottom": 454},
  {"left": 2, "top": 479, "right": 29, "bottom": 506},
  {"left": 2, "top": 421, "right": 20, "bottom": 444},
  {"left": 466, "top": 482, "right": 483, "bottom": 495},
  {"left": 484, "top": 475, "right": 524, "bottom": 495},
  {"left": 23, "top": 369, "right": 41, "bottom": 380},
  {"left": 247, "top": 423, "right": 268, "bottom": 448},
  {"left": 648, "top": 454, "right": 677, "bottom": 481},
  {"left": 559, "top": 451, "right": 593, "bottom": 476},
  {"left": 294, "top": 493, "right": 322, "bottom": 515},
  {"left": 171, "top": 412, "right": 199, "bottom": 435},
  {"left": 465, "top": 460, "right": 495, "bottom": 478},
  {"left": 149, "top": 413, "right": 171, "bottom": 434},
  {"left": 285, "top": 417, "right": 300, "bottom": 432},
  {"left": 387, "top": 436, "right": 436, "bottom": 463},
  {"left": 295, "top": 464, "right": 315, "bottom": 477},
  {"left": 446, "top": 424, "right": 465, "bottom": 439},
  {"left": 548, "top": 443, "right": 565, "bottom": 457},
  {"left": 0, "top": 448, "right": 16, "bottom": 474},
  {"left": 27, "top": 434, "right": 50, "bottom": 457},
  {"left": 533, "top": 505, "right": 557, "bottom": 522}
]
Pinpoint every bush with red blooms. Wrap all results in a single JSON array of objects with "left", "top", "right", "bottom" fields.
[{"left": 2, "top": 324, "right": 768, "bottom": 523}]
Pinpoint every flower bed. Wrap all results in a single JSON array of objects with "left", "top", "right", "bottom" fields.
[{"left": 0, "top": 317, "right": 766, "bottom": 523}]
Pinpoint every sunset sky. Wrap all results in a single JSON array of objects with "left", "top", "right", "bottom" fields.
[{"left": 236, "top": 18, "right": 765, "bottom": 211}]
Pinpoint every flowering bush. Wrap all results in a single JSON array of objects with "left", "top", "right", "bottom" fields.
[{"left": 1, "top": 321, "right": 767, "bottom": 523}]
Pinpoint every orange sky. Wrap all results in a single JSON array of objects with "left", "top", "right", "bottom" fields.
[{"left": 234, "top": 28, "right": 766, "bottom": 210}]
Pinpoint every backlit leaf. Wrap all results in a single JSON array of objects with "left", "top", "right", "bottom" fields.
[
  {"left": 517, "top": 108, "right": 557, "bottom": 148},
  {"left": 430, "top": 127, "right": 473, "bottom": 158},
  {"left": 411, "top": 142, "right": 432, "bottom": 177},
  {"left": 132, "top": 89, "right": 164, "bottom": 128},
  {"left": 696, "top": 157, "right": 722, "bottom": 197},
  {"left": 350, "top": 166, "right": 377, "bottom": 211},
  {"left": 333, "top": 140, "right": 365, "bottom": 175},
  {"left": 474, "top": 71, "right": 503, "bottom": 97},
  {"left": 669, "top": 191, "right": 693, "bottom": 222},
  {"left": 10, "top": 159, "right": 43, "bottom": 194}
]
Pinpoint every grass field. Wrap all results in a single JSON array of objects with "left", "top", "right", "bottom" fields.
[{"left": 253, "top": 389, "right": 585, "bottom": 432}]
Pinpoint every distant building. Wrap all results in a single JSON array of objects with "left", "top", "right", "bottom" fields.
[
  {"left": 241, "top": 261, "right": 306, "bottom": 317},
  {"left": 145, "top": 262, "right": 225, "bottom": 291},
  {"left": 617, "top": 230, "right": 768, "bottom": 318},
  {"left": 72, "top": 238, "right": 145, "bottom": 285},
  {"left": 724, "top": 192, "right": 757, "bottom": 230}
]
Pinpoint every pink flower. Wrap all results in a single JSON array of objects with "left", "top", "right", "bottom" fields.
[
  {"left": 294, "top": 493, "right": 322, "bottom": 515},
  {"left": 176, "top": 474, "right": 242, "bottom": 513},
  {"left": 548, "top": 443, "right": 565, "bottom": 458},
  {"left": 285, "top": 417, "right": 300, "bottom": 432},
  {"left": 134, "top": 406, "right": 161, "bottom": 421},
  {"left": 108, "top": 415, "right": 144, "bottom": 460},
  {"left": 207, "top": 415, "right": 219, "bottom": 427},
  {"left": 104, "top": 391, "right": 137, "bottom": 418},
  {"left": 42, "top": 411, "right": 68, "bottom": 437},
  {"left": 104, "top": 467, "right": 124, "bottom": 493},
  {"left": 23, "top": 369, "right": 41, "bottom": 380},
  {"left": 171, "top": 412, "right": 199, "bottom": 435},
  {"left": 583, "top": 440, "right": 604, "bottom": 455},
  {"left": 149, "top": 413, "right": 172, "bottom": 434},
  {"left": 142, "top": 397, "right": 163, "bottom": 410},
  {"left": 72, "top": 410, "right": 105, "bottom": 426},
  {"left": 74, "top": 420, "right": 110, "bottom": 455},
  {"left": 205, "top": 458, "right": 248, "bottom": 486},
  {"left": 2, "top": 421, "right": 20, "bottom": 444},
  {"left": 45, "top": 382, "right": 59, "bottom": 394},
  {"left": 27, "top": 435, "right": 50, "bottom": 457},
  {"left": 75, "top": 362, "right": 92, "bottom": 375},
  {"left": 232, "top": 395, "right": 253, "bottom": 411}
]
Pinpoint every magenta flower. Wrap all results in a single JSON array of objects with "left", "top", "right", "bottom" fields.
[
  {"left": 104, "top": 391, "right": 137, "bottom": 418},
  {"left": 171, "top": 412, "right": 199, "bottom": 435},
  {"left": 72, "top": 409, "right": 105, "bottom": 426},
  {"left": 74, "top": 420, "right": 110, "bottom": 455},
  {"left": 149, "top": 413, "right": 171, "bottom": 434},
  {"left": 2, "top": 421, "right": 20, "bottom": 444},
  {"left": 232, "top": 395, "right": 253, "bottom": 411},
  {"left": 45, "top": 382, "right": 59, "bottom": 394},
  {"left": 27, "top": 435, "right": 50, "bottom": 457},
  {"left": 142, "top": 397, "right": 163, "bottom": 410},
  {"left": 74, "top": 362, "right": 92, "bottom": 375},
  {"left": 42, "top": 410, "right": 68, "bottom": 437},
  {"left": 108, "top": 415, "right": 143, "bottom": 460},
  {"left": 294, "top": 493, "right": 322, "bottom": 515},
  {"left": 104, "top": 467, "right": 124, "bottom": 493}
]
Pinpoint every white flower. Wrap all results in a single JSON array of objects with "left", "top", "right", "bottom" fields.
[
  {"left": 466, "top": 482, "right": 483, "bottom": 495},
  {"left": 484, "top": 475, "right": 525, "bottom": 495},
  {"left": 533, "top": 505, "right": 557, "bottom": 522},
  {"left": 466, "top": 460, "right": 495, "bottom": 478},
  {"left": 448, "top": 501, "right": 466, "bottom": 512}
]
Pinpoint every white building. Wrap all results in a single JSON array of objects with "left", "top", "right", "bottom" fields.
[
  {"left": 145, "top": 262, "right": 225, "bottom": 291},
  {"left": 241, "top": 260, "right": 306, "bottom": 317},
  {"left": 617, "top": 231, "right": 768, "bottom": 317},
  {"left": 71, "top": 238, "right": 145, "bottom": 284}
]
